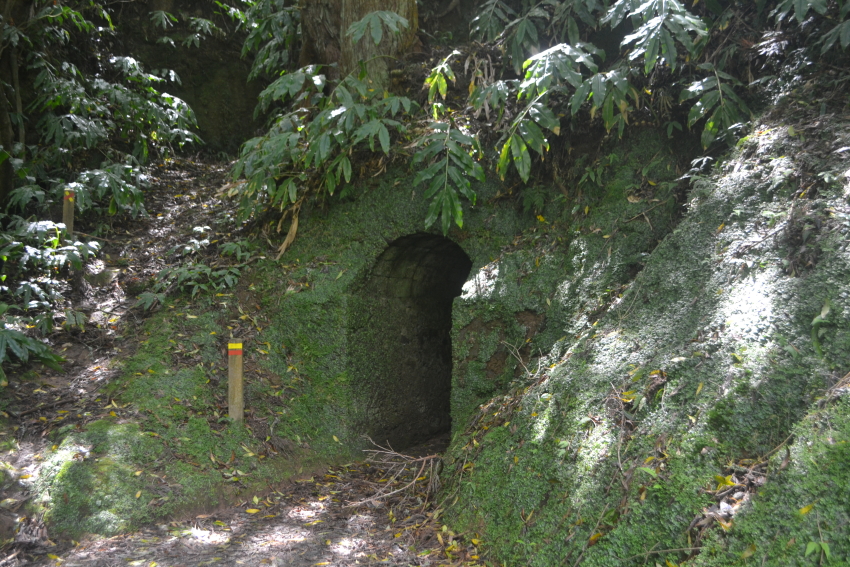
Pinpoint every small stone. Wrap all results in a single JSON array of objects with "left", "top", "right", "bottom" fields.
[{"left": 732, "top": 491, "right": 746, "bottom": 500}]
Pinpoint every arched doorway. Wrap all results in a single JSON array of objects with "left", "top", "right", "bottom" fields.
[{"left": 348, "top": 234, "right": 472, "bottom": 449}]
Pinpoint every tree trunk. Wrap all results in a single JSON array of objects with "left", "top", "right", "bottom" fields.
[
  {"left": 0, "top": 80, "right": 14, "bottom": 207},
  {"left": 299, "top": 0, "right": 418, "bottom": 91},
  {"left": 0, "top": 0, "right": 20, "bottom": 207},
  {"left": 298, "top": 0, "right": 342, "bottom": 76}
]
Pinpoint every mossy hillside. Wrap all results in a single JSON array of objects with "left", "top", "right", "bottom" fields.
[
  {"left": 38, "top": 299, "right": 313, "bottom": 538},
  {"left": 0, "top": 416, "right": 14, "bottom": 454},
  {"left": 37, "top": 421, "right": 161, "bottom": 536},
  {"left": 450, "top": 128, "right": 684, "bottom": 431},
  {"left": 442, "top": 122, "right": 850, "bottom": 565},
  {"left": 30, "top": 164, "right": 524, "bottom": 538},
  {"left": 692, "top": 397, "right": 850, "bottom": 567}
]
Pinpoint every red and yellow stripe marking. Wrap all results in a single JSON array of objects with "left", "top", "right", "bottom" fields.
[
  {"left": 64, "top": 190, "right": 75, "bottom": 202},
  {"left": 228, "top": 342, "right": 243, "bottom": 356}
]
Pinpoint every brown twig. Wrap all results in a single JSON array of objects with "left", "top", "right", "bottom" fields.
[
  {"left": 762, "top": 432, "right": 795, "bottom": 460},
  {"left": 571, "top": 503, "right": 610, "bottom": 567},
  {"left": 625, "top": 200, "right": 668, "bottom": 223},
  {"left": 11, "top": 396, "right": 77, "bottom": 418},
  {"left": 732, "top": 224, "right": 785, "bottom": 257},
  {"left": 72, "top": 231, "right": 124, "bottom": 244},
  {"left": 347, "top": 438, "right": 442, "bottom": 508},
  {"left": 625, "top": 547, "right": 704, "bottom": 561}
]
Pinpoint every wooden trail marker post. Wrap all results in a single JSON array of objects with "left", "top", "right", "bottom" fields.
[
  {"left": 228, "top": 341, "right": 244, "bottom": 422},
  {"left": 63, "top": 189, "right": 75, "bottom": 238}
]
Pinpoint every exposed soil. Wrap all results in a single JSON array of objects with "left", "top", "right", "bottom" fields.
[
  {"left": 0, "top": 160, "right": 473, "bottom": 566},
  {"left": 9, "top": 451, "right": 465, "bottom": 566}
]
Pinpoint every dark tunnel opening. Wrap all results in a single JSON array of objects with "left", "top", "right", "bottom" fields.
[{"left": 348, "top": 234, "right": 472, "bottom": 450}]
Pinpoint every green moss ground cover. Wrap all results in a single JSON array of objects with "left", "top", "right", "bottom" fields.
[
  {"left": 441, "top": 115, "right": 850, "bottom": 566},
  {"left": 36, "top": 299, "right": 318, "bottom": 537}
]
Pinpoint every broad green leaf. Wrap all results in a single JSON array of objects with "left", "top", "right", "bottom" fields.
[
  {"left": 528, "top": 102, "right": 560, "bottom": 133},
  {"left": 510, "top": 135, "right": 531, "bottom": 181},
  {"left": 644, "top": 33, "right": 660, "bottom": 74},
  {"left": 439, "top": 189, "right": 452, "bottom": 234},
  {"left": 341, "top": 156, "right": 352, "bottom": 183},
  {"left": 701, "top": 118, "right": 719, "bottom": 148},
  {"left": 370, "top": 15, "right": 383, "bottom": 45},
  {"left": 571, "top": 80, "right": 592, "bottom": 114},
  {"left": 378, "top": 123, "right": 390, "bottom": 154},
  {"left": 517, "top": 119, "right": 548, "bottom": 154},
  {"left": 497, "top": 138, "right": 512, "bottom": 180},
  {"left": 449, "top": 129, "right": 475, "bottom": 146},
  {"left": 590, "top": 73, "right": 608, "bottom": 107},
  {"left": 661, "top": 28, "right": 678, "bottom": 71},
  {"left": 567, "top": 15, "right": 580, "bottom": 44},
  {"left": 448, "top": 182, "right": 463, "bottom": 227},
  {"left": 602, "top": 95, "right": 615, "bottom": 129},
  {"left": 424, "top": 194, "right": 441, "bottom": 228},
  {"left": 424, "top": 165, "right": 447, "bottom": 198},
  {"left": 471, "top": 162, "right": 485, "bottom": 184},
  {"left": 324, "top": 170, "right": 337, "bottom": 195},
  {"left": 317, "top": 133, "right": 331, "bottom": 162},
  {"left": 413, "top": 159, "right": 445, "bottom": 187},
  {"left": 688, "top": 90, "right": 720, "bottom": 126}
]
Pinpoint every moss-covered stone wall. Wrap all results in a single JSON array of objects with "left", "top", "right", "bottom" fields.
[{"left": 348, "top": 234, "right": 472, "bottom": 448}]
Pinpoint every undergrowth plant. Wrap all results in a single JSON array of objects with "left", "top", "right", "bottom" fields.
[
  {"left": 231, "top": 64, "right": 415, "bottom": 218},
  {"left": 230, "top": 10, "right": 417, "bottom": 251},
  {"left": 229, "top": 0, "right": 850, "bottom": 244},
  {"left": 228, "top": 0, "right": 850, "bottom": 241},
  {"left": 138, "top": 235, "right": 258, "bottom": 310},
  {"left": 0, "top": 217, "right": 97, "bottom": 375},
  {"left": 0, "top": 1, "right": 200, "bottom": 374},
  {"left": 226, "top": 0, "right": 302, "bottom": 80}
]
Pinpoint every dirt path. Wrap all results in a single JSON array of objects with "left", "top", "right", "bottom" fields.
[
  {"left": 0, "top": 159, "right": 479, "bottom": 566},
  {"left": 20, "top": 457, "right": 464, "bottom": 566}
]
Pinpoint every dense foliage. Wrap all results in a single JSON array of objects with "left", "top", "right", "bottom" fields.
[
  {"left": 229, "top": 0, "right": 850, "bottom": 242},
  {"left": 0, "top": 1, "right": 198, "bottom": 374}
]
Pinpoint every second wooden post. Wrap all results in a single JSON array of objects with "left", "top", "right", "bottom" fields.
[
  {"left": 228, "top": 341, "right": 244, "bottom": 422},
  {"left": 63, "top": 189, "right": 75, "bottom": 238}
]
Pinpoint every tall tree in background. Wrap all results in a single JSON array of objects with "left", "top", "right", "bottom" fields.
[
  {"left": 299, "top": 0, "right": 417, "bottom": 91},
  {"left": 0, "top": 0, "right": 28, "bottom": 206}
]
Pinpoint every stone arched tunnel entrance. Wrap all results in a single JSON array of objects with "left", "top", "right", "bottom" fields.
[{"left": 348, "top": 234, "right": 472, "bottom": 449}]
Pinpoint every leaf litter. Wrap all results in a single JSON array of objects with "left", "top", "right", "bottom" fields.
[{"left": 17, "top": 457, "right": 482, "bottom": 566}]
